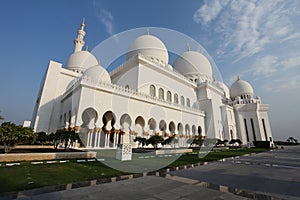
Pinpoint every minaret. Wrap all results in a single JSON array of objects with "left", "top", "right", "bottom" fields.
[{"left": 73, "top": 18, "right": 86, "bottom": 52}]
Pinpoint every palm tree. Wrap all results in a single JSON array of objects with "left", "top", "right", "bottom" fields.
[
  {"left": 162, "top": 136, "right": 174, "bottom": 146},
  {"left": 192, "top": 137, "right": 204, "bottom": 147},
  {"left": 146, "top": 135, "right": 164, "bottom": 149},
  {"left": 134, "top": 136, "right": 147, "bottom": 148}
]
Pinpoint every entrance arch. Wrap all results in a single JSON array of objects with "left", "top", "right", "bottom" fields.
[
  {"left": 81, "top": 108, "right": 98, "bottom": 148},
  {"left": 198, "top": 126, "right": 202, "bottom": 136},
  {"left": 185, "top": 124, "right": 190, "bottom": 137},
  {"left": 135, "top": 116, "right": 145, "bottom": 137},
  {"left": 82, "top": 108, "right": 98, "bottom": 129},
  {"left": 148, "top": 118, "right": 157, "bottom": 135},
  {"left": 192, "top": 125, "right": 196, "bottom": 137},
  {"left": 159, "top": 120, "right": 167, "bottom": 136},
  {"left": 101, "top": 111, "right": 116, "bottom": 147},
  {"left": 169, "top": 121, "right": 176, "bottom": 135},
  {"left": 120, "top": 113, "right": 132, "bottom": 144},
  {"left": 177, "top": 123, "right": 183, "bottom": 135}
]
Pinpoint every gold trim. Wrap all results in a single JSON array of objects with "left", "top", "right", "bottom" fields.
[{"left": 144, "top": 132, "right": 149, "bottom": 136}]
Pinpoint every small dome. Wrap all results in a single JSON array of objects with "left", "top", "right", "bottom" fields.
[
  {"left": 83, "top": 65, "right": 111, "bottom": 83},
  {"left": 65, "top": 51, "right": 98, "bottom": 72},
  {"left": 173, "top": 51, "right": 212, "bottom": 78},
  {"left": 126, "top": 34, "right": 169, "bottom": 65},
  {"left": 215, "top": 81, "right": 230, "bottom": 99},
  {"left": 230, "top": 77, "right": 254, "bottom": 98}
]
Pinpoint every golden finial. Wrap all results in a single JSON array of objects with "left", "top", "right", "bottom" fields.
[
  {"left": 187, "top": 43, "right": 190, "bottom": 52},
  {"left": 81, "top": 18, "right": 85, "bottom": 28},
  {"left": 85, "top": 45, "right": 88, "bottom": 51}
]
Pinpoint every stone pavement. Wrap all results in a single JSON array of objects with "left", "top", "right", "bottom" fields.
[
  {"left": 171, "top": 145, "right": 300, "bottom": 199},
  {"left": 17, "top": 176, "right": 249, "bottom": 200}
]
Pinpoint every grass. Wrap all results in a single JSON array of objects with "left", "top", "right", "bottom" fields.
[
  {"left": 0, "top": 161, "right": 126, "bottom": 194},
  {"left": 169, "top": 148, "right": 268, "bottom": 167},
  {"left": 0, "top": 148, "right": 269, "bottom": 194}
]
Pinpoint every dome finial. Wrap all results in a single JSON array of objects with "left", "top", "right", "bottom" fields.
[
  {"left": 85, "top": 45, "right": 88, "bottom": 51},
  {"left": 187, "top": 43, "right": 190, "bottom": 51},
  {"left": 237, "top": 75, "right": 240, "bottom": 80},
  {"left": 147, "top": 28, "right": 150, "bottom": 35},
  {"left": 81, "top": 18, "right": 85, "bottom": 29}
]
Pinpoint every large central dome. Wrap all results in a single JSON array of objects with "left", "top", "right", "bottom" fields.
[
  {"left": 126, "top": 34, "right": 169, "bottom": 65},
  {"left": 173, "top": 51, "right": 213, "bottom": 78}
]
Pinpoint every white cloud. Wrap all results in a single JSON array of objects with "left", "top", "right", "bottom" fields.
[
  {"left": 282, "top": 56, "right": 300, "bottom": 70},
  {"left": 92, "top": 1, "right": 115, "bottom": 35},
  {"left": 281, "top": 33, "right": 300, "bottom": 42},
  {"left": 264, "top": 74, "right": 300, "bottom": 93},
  {"left": 251, "top": 55, "right": 278, "bottom": 77},
  {"left": 193, "top": 0, "right": 300, "bottom": 62},
  {"left": 98, "top": 9, "right": 114, "bottom": 35},
  {"left": 227, "top": 54, "right": 300, "bottom": 92},
  {"left": 226, "top": 55, "right": 278, "bottom": 84},
  {"left": 193, "top": 0, "right": 229, "bottom": 24}
]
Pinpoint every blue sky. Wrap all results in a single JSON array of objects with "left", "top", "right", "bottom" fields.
[{"left": 0, "top": 0, "right": 299, "bottom": 140}]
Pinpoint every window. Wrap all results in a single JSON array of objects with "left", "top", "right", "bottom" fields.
[
  {"left": 68, "top": 111, "right": 71, "bottom": 125},
  {"left": 150, "top": 85, "right": 156, "bottom": 97},
  {"left": 167, "top": 91, "right": 172, "bottom": 102},
  {"left": 244, "top": 118, "right": 250, "bottom": 142},
  {"left": 186, "top": 98, "right": 190, "bottom": 107},
  {"left": 159, "top": 88, "right": 164, "bottom": 100},
  {"left": 125, "top": 85, "right": 129, "bottom": 90},
  {"left": 262, "top": 119, "right": 268, "bottom": 141},
  {"left": 250, "top": 118, "right": 257, "bottom": 141},
  {"left": 174, "top": 93, "right": 178, "bottom": 104},
  {"left": 197, "top": 126, "right": 202, "bottom": 135},
  {"left": 180, "top": 96, "right": 185, "bottom": 106}
]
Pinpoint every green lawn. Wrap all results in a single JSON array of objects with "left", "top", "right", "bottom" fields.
[
  {"left": 0, "top": 148, "right": 269, "bottom": 194},
  {"left": 169, "top": 148, "right": 268, "bottom": 167},
  {"left": 0, "top": 161, "right": 126, "bottom": 193}
]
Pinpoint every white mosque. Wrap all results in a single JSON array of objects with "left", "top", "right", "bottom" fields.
[{"left": 30, "top": 20, "right": 273, "bottom": 148}]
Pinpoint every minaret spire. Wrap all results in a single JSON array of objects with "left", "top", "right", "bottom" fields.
[{"left": 73, "top": 18, "right": 86, "bottom": 52}]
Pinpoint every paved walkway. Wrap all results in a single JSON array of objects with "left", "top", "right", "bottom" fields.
[
  {"left": 17, "top": 176, "right": 248, "bottom": 200},
  {"left": 171, "top": 145, "right": 300, "bottom": 199}
]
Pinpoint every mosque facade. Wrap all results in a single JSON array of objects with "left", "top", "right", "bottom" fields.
[{"left": 31, "top": 21, "right": 273, "bottom": 148}]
